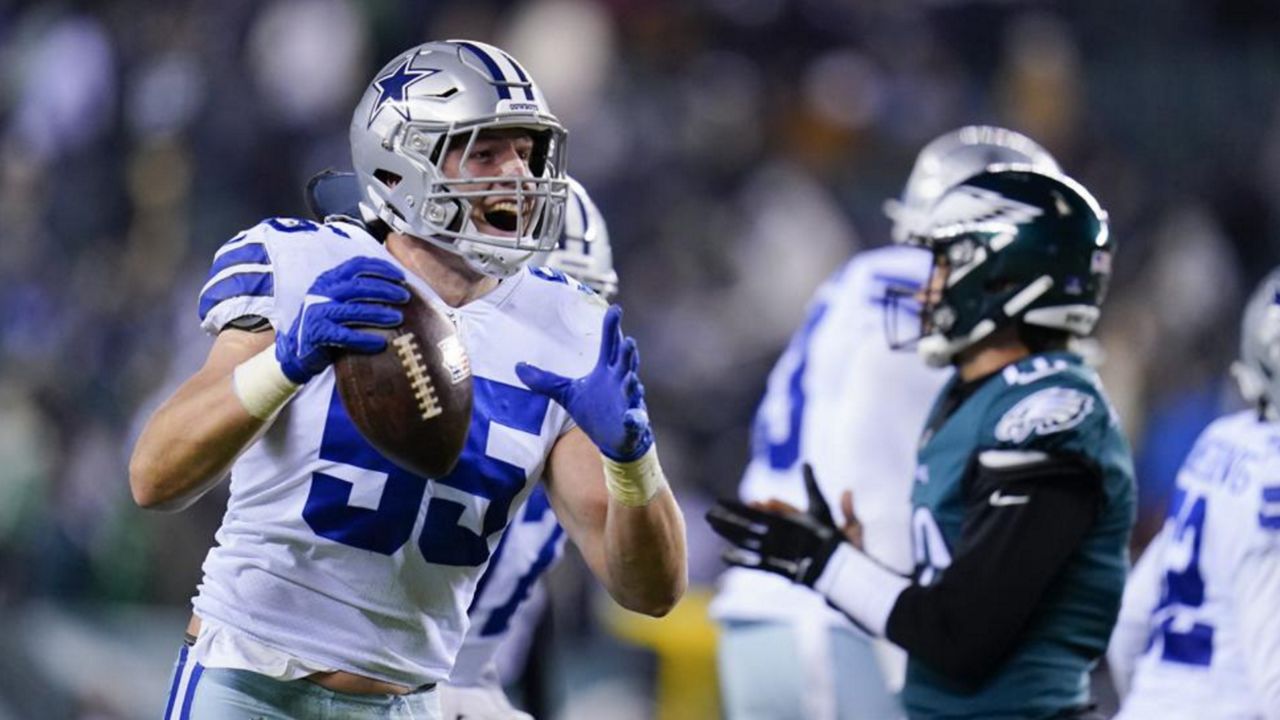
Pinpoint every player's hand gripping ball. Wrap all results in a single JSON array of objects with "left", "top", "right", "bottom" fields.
[{"left": 332, "top": 278, "right": 474, "bottom": 478}]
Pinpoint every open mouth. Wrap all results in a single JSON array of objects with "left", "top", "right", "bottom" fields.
[{"left": 482, "top": 200, "right": 521, "bottom": 233}]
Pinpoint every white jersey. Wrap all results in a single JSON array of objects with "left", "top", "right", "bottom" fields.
[
  {"left": 1115, "top": 410, "right": 1280, "bottom": 720},
  {"left": 191, "top": 217, "right": 604, "bottom": 688},
  {"left": 710, "top": 245, "right": 947, "bottom": 626},
  {"left": 448, "top": 483, "right": 565, "bottom": 687}
]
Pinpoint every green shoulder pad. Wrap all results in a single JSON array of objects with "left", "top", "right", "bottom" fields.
[{"left": 982, "top": 356, "right": 1113, "bottom": 460}]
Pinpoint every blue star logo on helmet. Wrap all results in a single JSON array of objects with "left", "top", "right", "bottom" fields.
[{"left": 367, "top": 56, "right": 438, "bottom": 127}]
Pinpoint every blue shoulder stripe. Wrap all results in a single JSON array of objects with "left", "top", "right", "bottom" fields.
[
  {"left": 1261, "top": 486, "right": 1280, "bottom": 530},
  {"left": 208, "top": 242, "right": 270, "bottom": 278},
  {"left": 198, "top": 272, "right": 274, "bottom": 321}
]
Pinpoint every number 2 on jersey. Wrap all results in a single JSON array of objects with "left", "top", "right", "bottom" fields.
[
  {"left": 303, "top": 378, "right": 549, "bottom": 566},
  {"left": 1153, "top": 486, "right": 1213, "bottom": 666}
]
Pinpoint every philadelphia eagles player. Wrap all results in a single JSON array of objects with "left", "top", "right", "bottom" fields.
[
  {"left": 708, "top": 167, "right": 1135, "bottom": 719},
  {"left": 709, "top": 126, "right": 1060, "bottom": 720},
  {"left": 1108, "top": 268, "right": 1280, "bottom": 719}
]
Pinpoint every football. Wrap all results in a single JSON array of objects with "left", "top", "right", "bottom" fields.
[{"left": 333, "top": 288, "right": 473, "bottom": 478}]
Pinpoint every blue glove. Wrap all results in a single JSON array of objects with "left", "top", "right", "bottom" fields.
[
  {"left": 516, "top": 305, "right": 654, "bottom": 462},
  {"left": 276, "top": 256, "right": 410, "bottom": 384}
]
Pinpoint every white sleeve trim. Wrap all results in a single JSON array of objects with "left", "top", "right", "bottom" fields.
[
  {"left": 813, "top": 543, "right": 910, "bottom": 637},
  {"left": 978, "top": 449, "right": 1050, "bottom": 469}
]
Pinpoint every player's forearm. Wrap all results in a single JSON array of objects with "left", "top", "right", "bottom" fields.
[
  {"left": 884, "top": 470, "right": 1101, "bottom": 685},
  {"left": 603, "top": 486, "right": 687, "bottom": 616},
  {"left": 130, "top": 330, "right": 283, "bottom": 511},
  {"left": 129, "top": 371, "right": 270, "bottom": 510}
]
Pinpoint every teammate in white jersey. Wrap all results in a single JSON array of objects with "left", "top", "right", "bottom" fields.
[
  {"left": 1109, "top": 268, "right": 1280, "bottom": 720},
  {"left": 709, "top": 126, "right": 1060, "bottom": 720},
  {"left": 129, "top": 40, "right": 686, "bottom": 720},
  {"left": 304, "top": 169, "right": 621, "bottom": 719}
]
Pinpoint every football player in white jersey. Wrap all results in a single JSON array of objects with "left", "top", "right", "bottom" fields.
[
  {"left": 1108, "top": 268, "right": 1280, "bottom": 720},
  {"left": 441, "top": 177, "right": 619, "bottom": 720},
  {"left": 304, "top": 169, "right": 620, "bottom": 719},
  {"left": 129, "top": 40, "right": 686, "bottom": 720},
  {"left": 708, "top": 127, "right": 1061, "bottom": 720}
]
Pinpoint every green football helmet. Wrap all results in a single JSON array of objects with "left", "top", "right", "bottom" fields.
[{"left": 908, "top": 166, "right": 1112, "bottom": 368}]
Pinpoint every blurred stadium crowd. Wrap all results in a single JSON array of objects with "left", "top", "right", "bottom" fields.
[{"left": 1, "top": 0, "right": 1279, "bottom": 717}]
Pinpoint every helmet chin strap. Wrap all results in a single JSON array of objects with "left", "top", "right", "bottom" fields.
[{"left": 917, "top": 319, "right": 998, "bottom": 369}]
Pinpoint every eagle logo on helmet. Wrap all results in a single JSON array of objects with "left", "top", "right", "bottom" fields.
[{"left": 928, "top": 185, "right": 1044, "bottom": 237}]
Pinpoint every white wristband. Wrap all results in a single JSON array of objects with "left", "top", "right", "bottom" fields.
[
  {"left": 814, "top": 543, "right": 911, "bottom": 637},
  {"left": 232, "top": 346, "right": 301, "bottom": 420},
  {"left": 602, "top": 445, "right": 668, "bottom": 507}
]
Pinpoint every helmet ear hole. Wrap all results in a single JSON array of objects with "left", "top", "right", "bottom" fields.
[{"left": 374, "top": 170, "right": 402, "bottom": 189}]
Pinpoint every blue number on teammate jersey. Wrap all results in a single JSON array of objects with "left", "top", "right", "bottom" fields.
[
  {"left": 1154, "top": 486, "right": 1213, "bottom": 666},
  {"left": 418, "top": 379, "right": 550, "bottom": 566},
  {"left": 304, "top": 378, "right": 548, "bottom": 564},
  {"left": 473, "top": 487, "right": 565, "bottom": 637},
  {"left": 267, "top": 217, "right": 350, "bottom": 239},
  {"left": 750, "top": 299, "right": 831, "bottom": 471}
]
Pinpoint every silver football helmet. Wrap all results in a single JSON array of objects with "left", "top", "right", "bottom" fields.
[
  {"left": 350, "top": 40, "right": 569, "bottom": 277},
  {"left": 884, "top": 126, "right": 1061, "bottom": 243},
  {"left": 531, "top": 176, "right": 619, "bottom": 299},
  {"left": 1233, "top": 267, "right": 1280, "bottom": 419}
]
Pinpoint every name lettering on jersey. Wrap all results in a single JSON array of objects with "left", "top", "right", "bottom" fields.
[
  {"left": 1182, "top": 437, "right": 1258, "bottom": 495},
  {"left": 1001, "top": 356, "right": 1070, "bottom": 385},
  {"left": 994, "top": 387, "right": 1094, "bottom": 443},
  {"left": 393, "top": 332, "right": 442, "bottom": 420}
]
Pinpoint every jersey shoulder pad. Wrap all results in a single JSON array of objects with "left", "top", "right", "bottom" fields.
[
  {"left": 986, "top": 360, "right": 1110, "bottom": 456},
  {"left": 197, "top": 217, "right": 363, "bottom": 334},
  {"left": 500, "top": 268, "right": 609, "bottom": 385},
  {"left": 527, "top": 265, "right": 606, "bottom": 303},
  {"left": 198, "top": 221, "right": 280, "bottom": 333}
]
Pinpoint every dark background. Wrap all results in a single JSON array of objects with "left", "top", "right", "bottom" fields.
[{"left": 0, "top": 0, "right": 1277, "bottom": 717}]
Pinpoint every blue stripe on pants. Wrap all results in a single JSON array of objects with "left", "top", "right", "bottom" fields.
[
  {"left": 179, "top": 663, "right": 204, "bottom": 720},
  {"left": 163, "top": 646, "right": 189, "bottom": 720}
]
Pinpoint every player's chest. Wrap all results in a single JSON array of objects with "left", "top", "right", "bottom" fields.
[{"left": 912, "top": 407, "right": 989, "bottom": 539}]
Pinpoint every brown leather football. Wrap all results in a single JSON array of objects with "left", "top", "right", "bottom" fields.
[{"left": 334, "top": 289, "right": 473, "bottom": 477}]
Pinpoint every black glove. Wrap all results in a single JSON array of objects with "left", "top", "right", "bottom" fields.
[{"left": 706, "top": 464, "right": 844, "bottom": 586}]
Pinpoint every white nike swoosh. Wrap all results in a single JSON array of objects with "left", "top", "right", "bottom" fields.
[{"left": 989, "top": 490, "right": 1030, "bottom": 507}]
